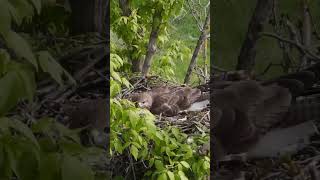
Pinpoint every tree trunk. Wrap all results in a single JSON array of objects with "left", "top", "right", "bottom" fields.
[
  {"left": 184, "top": 9, "right": 210, "bottom": 84},
  {"left": 68, "top": 0, "right": 108, "bottom": 35},
  {"left": 141, "top": 9, "right": 162, "bottom": 76},
  {"left": 300, "top": 1, "right": 312, "bottom": 69},
  {"left": 236, "top": 0, "right": 274, "bottom": 71}
]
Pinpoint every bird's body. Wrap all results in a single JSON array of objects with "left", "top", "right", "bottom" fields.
[
  {"left": 130, "top": 86, "right": 204, "bottom": 116},
  {"left": 211, "top": 69, "right": 320, "bottom": 160},
  {"left": 62, "top": 99, "right": 109, "bottom": 148}
]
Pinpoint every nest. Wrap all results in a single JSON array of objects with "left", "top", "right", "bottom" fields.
[{"left": 123, "top": 75, "right": 210, "bottom": 134}]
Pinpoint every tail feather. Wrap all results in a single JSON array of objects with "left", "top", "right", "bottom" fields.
[
  {"left": 196, "top": 91, "right": 210, "bottom": 102},
  {"left": 261, "top": 71, "right": 316, "bottom": 95}
]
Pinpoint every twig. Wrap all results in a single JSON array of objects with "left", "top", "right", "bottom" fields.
[
  {"left": 260, "top": 32, "right": 320, "bottom": 61},
  {"left": 258, "top": 62, "right": 283, "bottom": 77}
]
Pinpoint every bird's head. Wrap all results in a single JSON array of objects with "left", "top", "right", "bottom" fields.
[{"left": 131, "top": 92, "right": 153, "bottom": 109}]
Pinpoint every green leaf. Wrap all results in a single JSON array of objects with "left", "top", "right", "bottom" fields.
[
  {"left": 0, "top": 144, "right": 12, "bottom": 179},
  {"left": 111, "top": 71, "right": 122, "bottom": 82},
  {"left": 121, "top": 77, "right": 131, "bottom": 88},
  {"left": 202, "top": 161, "right": 210, "bottom": 170},
  {"left": 155, "top": 160, "right": 165, "bottom": 171},
  {"left": 3, "top": 31, "right": 37, "bottom": 70},
  {"left": 31, "top": 118, "right": 54, "bottom": 133},
  {"left": 39, "top": 153, "right": 61, "bottom": 180},
  {"left": 8, "top": 0, "right": 35, "bottom": 24},
  {"left": 59, "top": 140, "right": 86, "bottom": 155},
  {"left": 9, "top": 118, "right": 40, "bottom": 150},
  {"left": 0, "top": 49, "right": 10, "bottom": 75},
  {"left": 61, "top": 155, "right": 94, "bottom": 180},
  {"left": 130, "top": 145, "right": 139, "bottom": 160},
  {"left": 180, "top": 161, "right": 190, "bottom": 169},
  {"left": 157, "top": 173, "right": 168, "bottom": 180},
  {"left": 167, "top": 171, "right": 175, "bottom": 180},
  {"left": 128, "top": 110, "right": 139, "bottom": 128},
  {"left": 28, "top": 0, "right": 41, "bottom": 14},
  {"left": 0, "top": 1, "right": 11, "bottom": 35},
  {"left": 15, "top": 147, "right": 40, "bottom": 180},
  {"left": 178, "top": 171, "right": 188, "bottom": 180},
  {"left": 110, "top": 80, "right": 121, "bottom": 97},
  {"left": 37, "top": 51, "right": 75, "bottom": 86},
  {"left": 0, "top": 117, "right": 10, "bottom": 132},
  {"left": 0, "top": 71, "right": 23, "bottom": 116},
  {"left": 16, "top": 67, "right": 35, "bottom": 102}
]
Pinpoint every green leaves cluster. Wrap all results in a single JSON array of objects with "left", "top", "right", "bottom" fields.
[
  {"left": 152, "top": 41, "right": 192, "bottom": 82},
  {"left": 0, "top": 1, "right": 101, "bottom": 180},
  {"left": 111, "top": 0, "right": 184, "bottom": 73},
  {"left": 110, "top": 51, "right": 210, "bottom": 179},
  {"left": 0, "top": 0, "right": 75, "bottom": 116},
  {"left": 0, "top": 117, "right": 105, "bottom": 180}
]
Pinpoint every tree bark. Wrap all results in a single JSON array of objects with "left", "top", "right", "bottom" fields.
[
  {"left": 141, "top": 9, "right": 162, "bottom": 76},
  {"left": 68, "top": 0, "right": 108, "bottom": 35},
  {"left": 300, "top": 1, "right": 312, "bottom": 69},
  {"left": 236, "top": 0, "right": 274, "bottom": 71},
  {"left": 184, "top": 9, "right": 210, "bottom": 84}
]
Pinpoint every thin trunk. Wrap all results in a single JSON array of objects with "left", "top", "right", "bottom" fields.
[
  {"left": 236, "top": 0, "right": 274, "bottom": 71},
  {"left": 141, "top": 9, "right": 162, "bottom": 76},
  {"left": 94, "top": 0, "right": 108, "bottom": 35},
  {"left": 203, "top": 39, "right": 208, "bottom": 82},
  {"left": 184, "top": 9, "right": 210, "bottom": 84},
  {"left": 300, "top": 1, "right": 312, "bottom": 69}
]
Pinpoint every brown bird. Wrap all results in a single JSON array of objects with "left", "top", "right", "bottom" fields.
[
  {"left": 211, "top": 70, "right": 320, "bottom": 160},
  {"left": 62, "top": 99, "right": 109, "bottom": 148},
  {"left": 130, "top": 86, "right": 205, "bottom": 116}
]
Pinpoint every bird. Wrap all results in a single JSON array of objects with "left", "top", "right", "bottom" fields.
[
  {"left": 130, "top": 86, "right": 207, "bottom": 117},
  {"left": 211, "top": 69, "right": 320, "bottom": 160},
  {"left": 62, "top": 99, "right": 109, "bottom": 148}
]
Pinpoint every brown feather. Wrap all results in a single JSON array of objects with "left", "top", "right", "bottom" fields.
[
  {"left": 212, "top": 80, "right": 292, "bottom": 154},
  {"left": 130, "top": 86, "right": 203, "bottom": 116}
]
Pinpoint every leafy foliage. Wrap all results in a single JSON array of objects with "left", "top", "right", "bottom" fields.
[
  {"left": 111, "top": 0, "right": 185, "bottom": 74},
  {"left": 152, "top": 41, "right": 192, "bottom": 82},
  {"left": 110, "top": 47, "right": 210, "bottom": 179},
  {"left": 0, "top": 1, "right": 104, "bottom": 179},
  {"left": 0, "top": 117, "right": 105, "bottom": 180}
]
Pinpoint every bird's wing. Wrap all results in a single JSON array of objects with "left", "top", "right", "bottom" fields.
[
  {"left": 212, "top": 81, "right": 292, "bottom": 153},
  {"left": 248, "top": 84, "right": 292, "bottom": 134}
]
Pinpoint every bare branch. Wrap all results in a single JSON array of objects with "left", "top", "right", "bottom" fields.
[{"left": 260, "top": 32, "right": 320, "bottom": 61}]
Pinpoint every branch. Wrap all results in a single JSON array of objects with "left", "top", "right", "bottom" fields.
[
  {"left": 260, "top": 32, "right": 320, "bottom": 61},
  {"left": 186, "top": 0, "right": 203, "bottom": 30},
  {"left": 184, "top": 8, "right": 210, "bottom": 84}
]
